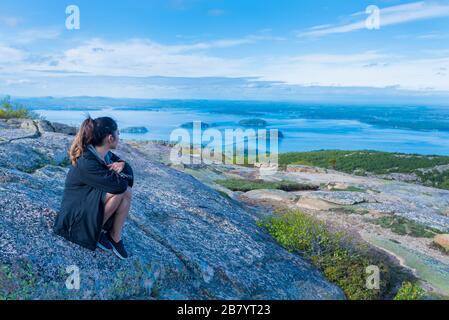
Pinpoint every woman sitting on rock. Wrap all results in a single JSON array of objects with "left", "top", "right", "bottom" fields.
[{"left": 54, "top": 116, "right": 134, "bottom": 260}]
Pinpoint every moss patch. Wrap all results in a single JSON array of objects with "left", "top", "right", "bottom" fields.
[{"left": 216, "top": 179, "right": 318, "bottom": 192}]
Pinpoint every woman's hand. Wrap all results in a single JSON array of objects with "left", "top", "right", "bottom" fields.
[{"left": 108, "top": 161, "right": 125, "bottom": 173}]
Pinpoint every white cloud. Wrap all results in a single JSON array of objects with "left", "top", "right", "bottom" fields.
[
  {"left": 298, "top": 1, "right": 449, "bottom": 38},
  {"left": 255, "top": 52, "right": 449, "bottom": 91},
  {"left": 417, "top": 32, "right": 449, "bottom": 39},
  {"left": 5, "top": 33, "right": 283, "bottom": 78},
  {"left": 289, "top": 51, "right": 388, "bottom": 64},
  {"left": 0, "top": 45, "right": 26, "bottom": 63},
  {"left": 1, "top": 35, "right": 448, "bottom": 94},
  {"left": 19, "top": 38, "right": 254, "bottom": 78},
  {"left": 0, "top": 27, "right": 62, "bottom": 45},
  {"left": 15, "top": 28, "right": 62, "bottom": 44}
]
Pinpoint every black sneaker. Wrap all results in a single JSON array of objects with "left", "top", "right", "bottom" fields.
[
  {"left": 107, "top": 233, "right": 129, "bottom": 260},
  {"left": 97, "top": 232, "right": 113, "bottom": 251}
]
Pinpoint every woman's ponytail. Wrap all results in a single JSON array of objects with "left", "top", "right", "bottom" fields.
[{"left": 69, "top": 116, "right": 95, "bottom": 166}]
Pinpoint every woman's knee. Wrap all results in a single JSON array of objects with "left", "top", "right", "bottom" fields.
[
  {"left": 106, "top": 188, "right": 132, "bottom": 204},
  {"left": 123, "top": 187, "right": 132, "bottom": 201}
]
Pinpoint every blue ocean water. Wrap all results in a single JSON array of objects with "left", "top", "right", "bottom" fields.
[{"left": 33, "top": 101, "right": 449, "bottom": 156}]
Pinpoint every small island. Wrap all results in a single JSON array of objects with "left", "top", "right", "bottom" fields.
[
  {"left": 238, "top": 119, "right": 268, "bottom": 128},
  {"left": 121, "top": 126, "right": 149, "bottom": 134},
  {"left": 180, "top": 122, "right": 211, "bottom": 130}
]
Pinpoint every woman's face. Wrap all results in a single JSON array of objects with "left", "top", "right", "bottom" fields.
[{"left": 107, "top": 130, "right": 120, "bottom": 149}]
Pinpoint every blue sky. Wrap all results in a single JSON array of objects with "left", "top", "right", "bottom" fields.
[{"left": 1, "top": 0, "right": 449, "bottom": 101}]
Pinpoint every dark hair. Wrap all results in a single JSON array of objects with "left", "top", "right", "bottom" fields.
[{"left": 69, "top": 116, "right": 118, "bottom": 165}]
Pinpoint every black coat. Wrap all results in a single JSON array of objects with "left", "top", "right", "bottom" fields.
[{"left": 54, "top": 147, "right": 134, "bottom": 251}]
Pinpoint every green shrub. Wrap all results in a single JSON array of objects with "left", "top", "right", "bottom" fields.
[
  {"left": 216, "top": 179, "right": 318, "bottom": 192},
  {"left": 0, "top": 96, "right": 36, "bottom": 120},
  {"left": 278, "top": 150, "right": 449, "bottom": 191},
  {"left": 372, "top": 216, "right": 443, "bottom": 238},
  {"left": 279, "top": 150, "right": 449, "bottom": 174},
  {"left": 258, "top": 210, "right": 412, "bottom": 300},
  {"left": 394, "top": 281, "right": 425, "bottom": 300}
]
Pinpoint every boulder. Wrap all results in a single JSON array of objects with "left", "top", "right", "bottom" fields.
[
  {"left": 37, "top": 120, "right": 77, "bottom": 135},
  {"left": 434, "top": 234, "right": 449, "bottom": 252},
  {"left": 36, "top": 120, "right": 55, "bottom": 133},
  {"left": 325, "top": 182, "right": 350, "bottom": 190},
  {"left": 295, "top": 196, "right": 339, "bottom": 211},
  {"left": 19, "top": 119, "right": 36, "bottom": 130},
  {"left": 5, "top": 118, "right": 34, "bottom": 129},
  {"left": 51, "top": 122, "right": 77, "bottom": 135}
]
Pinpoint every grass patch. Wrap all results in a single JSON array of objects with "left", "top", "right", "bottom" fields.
[
  {"left": 394, "top": 281, "right": 425, "bottom": 300},
  {"left": 372, "top": 216, "right": 443, "bottom": 238},
  {"left": 215, "top": 178, "right": 318, "bottom": 192},
  {"left": 0, "top": 96, "right": 37, "bottom": 120},
  {"left": 0, "top": 262, "right": 36, "bottom": 300},
  {"left": 258, "top": 209, "right": 412, "bottom": 300}
]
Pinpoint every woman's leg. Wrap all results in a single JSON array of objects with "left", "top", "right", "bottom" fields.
[
  {"left": 110, "top": 189, "right": 132, "bottom": 242},
  {"left": 103, "top": 187, "right": 132, "bottom": 241}
]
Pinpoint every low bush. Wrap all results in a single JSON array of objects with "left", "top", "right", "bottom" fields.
[
  {"left": 372, "top": 216, "right": 443, "bottom": 238},
  {"left": 258, "top": 209, "right": 413, "bottom": 300},
  {"left": 394, "top": 281, "right": 425, "bottom": 300},
  {"left": 0, "top": 96, "right": 36, "bottom": 120}
]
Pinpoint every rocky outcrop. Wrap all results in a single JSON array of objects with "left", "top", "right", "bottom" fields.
[
  {"left": 434, "top": 234, "right": 449, "bottom": 252},
  {"left": 164, "top": 146, "right": 449, "bottom": 297},
  {"left": 0, "top": 118, "right": 77, "bottom": 142},
  {"left": 0, "top": 119, "right": 344, "bottom": 300},
  {"left": 37, "top": 120, "right": 77, "bottom": 136},
  {"left": 241, "top": 189, "right": 298, "bottom": 203},
  {"left": 294, "top": 191, "right": 372, "bottom": 206}
]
